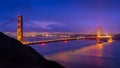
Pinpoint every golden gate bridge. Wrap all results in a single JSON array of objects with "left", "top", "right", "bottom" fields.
[{"left": 0, "top": 16, "right": 113, "bottom": 45}]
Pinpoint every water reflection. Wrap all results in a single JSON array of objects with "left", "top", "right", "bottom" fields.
[
  {"left": 95, "top": 43, "right": 103, "bottom": 57},
  {"left": 96, "top": 43, "right": 103, "bottom": 49},
  {"left": 54, "top": 53, "right": 69, "bottom": 61},
  {"left": 45, "top": 42, "right": 120, "bottom": 68}
]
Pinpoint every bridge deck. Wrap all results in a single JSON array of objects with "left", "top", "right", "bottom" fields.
[{"left": 23, "top": 36, "right": 112, "bottom": 45}]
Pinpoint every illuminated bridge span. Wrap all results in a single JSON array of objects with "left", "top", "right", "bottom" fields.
[
  {"left": 0, "top": 16, "right": 113, "bottom": 45},
  {"left": 23, "top": 37, "right": 83, "bottom": 45},
  {"left": 24, "top": 36, "right": 112, "bottom": 45}
]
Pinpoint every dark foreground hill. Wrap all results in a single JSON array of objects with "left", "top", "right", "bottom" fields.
[{"left": 0, "top": 32, "right": 64, "bottom": 68}]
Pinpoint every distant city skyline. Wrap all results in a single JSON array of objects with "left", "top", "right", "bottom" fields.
[{"left": 0, "top": 0, "right": 120, "bottom": 34}]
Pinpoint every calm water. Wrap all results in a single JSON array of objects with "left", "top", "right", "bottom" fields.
[{"left": 30, "top": 40, "right": 120, "bottom": 68}]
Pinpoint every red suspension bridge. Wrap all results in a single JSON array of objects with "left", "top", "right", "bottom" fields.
[{"left": 0, "top": 16, "right": 113, "bottom": 45}]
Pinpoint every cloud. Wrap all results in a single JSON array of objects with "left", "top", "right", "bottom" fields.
[{"left": 23, "top": 20, "right": 64, "bottom": 32}]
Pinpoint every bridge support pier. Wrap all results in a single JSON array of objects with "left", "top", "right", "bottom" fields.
[
  {"left": 108, "top": 37, "right": 113, "bottom": 42},
  {"left": 97, "top": 38, "right": 102, "bottom": 43}
]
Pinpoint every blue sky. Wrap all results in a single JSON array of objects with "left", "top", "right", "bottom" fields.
[{"left": 0, "top": 0, "right": 120, "bottom": 34}]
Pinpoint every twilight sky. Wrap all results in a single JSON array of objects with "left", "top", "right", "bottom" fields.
[{"left": 0, "top": 0, "right": 120, "bottom": 34}]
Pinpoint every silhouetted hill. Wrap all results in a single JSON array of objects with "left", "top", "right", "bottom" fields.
[{"left": 0, "top": 32, "right": 64, "bottom": 68}]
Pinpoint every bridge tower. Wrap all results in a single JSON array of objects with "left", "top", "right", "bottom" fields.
[
  {"left": 97, "top": 26, "right": 102, "bottom": 43},
  {"left": 17, "top": 16, "right": 23, "bottom": 43}
]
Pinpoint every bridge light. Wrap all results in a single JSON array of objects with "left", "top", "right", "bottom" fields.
[
  {"left": 64, "top": 40, "right": 68, "bottom": 43},
  {"left": 108, "top": 37, "right": 113, "bottom": 43},
  {"left": 45, "top": 34, "right": 49, "bottom": 37},
  {"left": 41, "top": 43, "right": 46, "bottom": 46}
]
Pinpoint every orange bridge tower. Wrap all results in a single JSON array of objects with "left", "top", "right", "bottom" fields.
[
  {"left": 97, "top": 26, "right": 102, "bottom": 43},
  {"left": 17, "top": 16, "right": 23, "bottom": 43}
]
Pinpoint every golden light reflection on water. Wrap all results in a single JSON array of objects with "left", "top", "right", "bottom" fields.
[
  {"left": 45, "top": 42, "right": 113, "bottom": 68},
  {"left": 46, "top": 43, "right": 106, "bottom": 61},
  {"left": 46, "top": 43, "right": 107, "bottom": 59},
  {"left": 96, "top": 43, "right": 103, "bottom": 49},
  {"left": 95, "top": 43, "right": 103, "bottom": 57},
  {"left": 45, "top": 52, "right": 70, "bottom": 62},
  {"left": 54, "top": 53, "right": 69, "bottom": 61},
  {"left": 65, "top": 43, "right": 104, "bottom": 57}
]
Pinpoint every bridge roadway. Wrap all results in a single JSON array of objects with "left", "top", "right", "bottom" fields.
[
  {"left": 23, "top": 36, "right": 111, "bottom": 45},
  {"left": 23, "top": 37, "right": 83, "bottom": 45}
]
